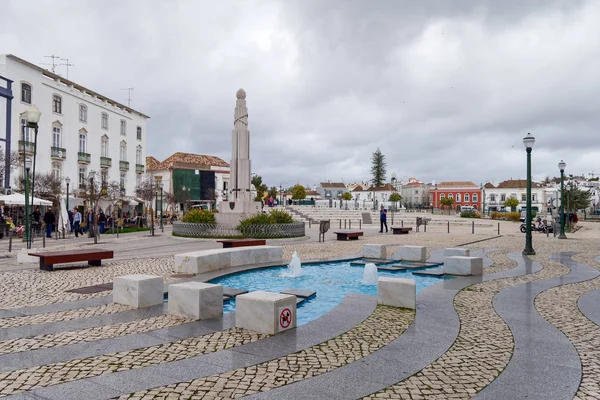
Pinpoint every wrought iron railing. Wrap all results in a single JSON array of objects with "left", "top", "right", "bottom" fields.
[
  {"left": 120, "top": 161, "right": 130, "bottom": 170},
  {"left": 172, "top": 222, "right": 305, "bottom": 238},
  {"left": 51, "top": 147, "right": 66, "bottom": 159},
  {"left": 78, "top": 152, "right": 91, "bottom": 163},
  {"left": 101, "top": 157, "right": 112, "bottom": 167}
]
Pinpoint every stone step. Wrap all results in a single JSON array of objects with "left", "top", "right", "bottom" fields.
[
  {"left": 280, "top": 288, "right": 316, "bottom": 299},
  {"left": 412, "top": 269, "right": 445, "bottom": 277},
  {"left": 223, "top": 287, "right": 249, "bottom": 298}
]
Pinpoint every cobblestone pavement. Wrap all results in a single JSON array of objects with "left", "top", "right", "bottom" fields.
[
  {"left": 116, "top": 305, "right": 415, "bottom": 399},
  {"left": 0, "top": 303, "right": 132, "bottom": 328},
  {"left": 0, "top": 314, "right": 189, "bottom": 356},
  {"left": 536, "top": 253, "right": 600, "bottom": 400},
  {"left": 0, "top": 327, "right": 266, "bottom": 396},
  {"left": 362, "top": 254, "right": 569, "bottom": 399},
  {"left": 0, "top": 257, "right": 176, "bottom": 309}
]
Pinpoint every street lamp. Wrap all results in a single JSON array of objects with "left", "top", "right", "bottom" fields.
[
  {"left": 558, "top": 160, "right": 567, "bottom": 239},
  {"left": 522, "top": 133, "right": 536, "bottom": 256},
  {"left": 65, "top": 177, "right": 70, "bottom": 211},
  {"left": 159, "top": 181, "right": 164, "bottom": 232},
  {"left": 23, "top": 105, "right": 41, "bottom": 206},
  {"left": 24, "top": 158, "right": 32, "bottom": 249},
  {"left": 89, "top": 170, "right": 97, "bottom": 243}
]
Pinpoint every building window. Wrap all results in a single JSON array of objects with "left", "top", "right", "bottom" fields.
[
  {"left": 472, "top": 194, "right": 478, "bottom": 202},
  {"left": 500, "top": 194, "right": 506, "bottom": 202},
  {"left": 136, "top": 126, "right": 142, "bottom": 140},
  {"left": 78, "top": 166, "right": 87, "bottom": 187},
  {"left": 20, "top": 119, "right": 32, "bottom": 142},
  {"left": 136, "top": 145, "right": 142, "bottom": 164},
  {"left": 120, "top": 120, "right": 126, "bottom": 135},
  {"left": 21, "top": 83, "right": 31, "bottom": 104},
  {"left": 440, "top": 194, "right": 445, "bottom": 200},
  {"left": 415, "top": 190, "right": 419, "bottom": 194},
  {"left": 101, "top": 136, "right": 109, "bottom": 158},
  {"left": 101, "top": 113, "right": 109, "bottom": 130},
  {"left": 456, "top": 193, "right": 461, "bottom": 202},
  {"left": 101, "top": 169, "right": 108, "bottom": 188},
  {"left": 52, "top": 163, "right": 61, "bottom": 180},
  {"left": 448, "top": 193, "right": 453, "bottom": 199},
  {"left": 120, "top": 172, "right": 126, "bottom": 190},
  {"left": 532, "top": 194, "right": 537, "bottom": 202},
  {"left": 120, "top": 141, "right": 127, "bottom": 161},
  {"left": 490, "top": 194, "right": 496, "bottom": 202},
  {"left": 521, "top": 194, "right": 526, "bottom": 202},
  {"left": 79, "top": 133, "right": 87, "bottom": 153},
  {"left": 79, "top": 104, "right": 87, "bottom": 122},
  {"left": 52, "top": 126, "right": 61, "bottom": 148},
  {"left": 52, "top": 94, "right": 62, "bottom": 114},
  {"left": 464, "top": 193, "right": 470, "bottom": 202},
  {"left": 136, "top": 173, "right": 141, "bottom": 188}
]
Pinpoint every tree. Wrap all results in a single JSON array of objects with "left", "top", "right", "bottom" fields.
[
  {"left": 0, "top": 149, "right": 20, "bottom": 189},
  {"left": 163, "top": 191, "right": 177, "bottom": 215},
  {"left": 136, "top": 173, "right": 157, "bottom": 236},
  {"left": 440, "top": 197, "right": 455, "bottom": 214},
  {"left": 370, "top": 148, "right": 387, "bottom": 187},
  {"left": 503, "top": 197, "right": 520, "bottom": 212},
  {"left": 389, "top": 192, "right": 402, "bottom": 211},
  {"left": 340, "top": 191, "right": 352, "bottom": 209},
  {"left": 564, "top": 184, "right": 593, "bottom": 212},
  {"left": 267, "top": 186, "right": 279, "bottom": 200},
  {"left": 292, "top": 184, "right": 306, "bottom": 200},
  {"left": 251, "top": 174, "right": 268, "bottom": 202}
]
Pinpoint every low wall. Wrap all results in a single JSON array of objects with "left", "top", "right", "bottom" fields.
[
  {"left": 172, "top": 222, "right": 305, "bottom": 238},
  {"left": 175, "top": 246, "right": 284, "bottom": 274}
]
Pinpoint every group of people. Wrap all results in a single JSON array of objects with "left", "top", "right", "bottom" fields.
[{"left": 67, "top": 208, "right": 109, "bottom": 238}]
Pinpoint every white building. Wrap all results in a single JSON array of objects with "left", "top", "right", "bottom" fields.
[
  {"left": 483, "top": 180, "right": 545, "bottom": 213},
  {"left": 400, "top": 179, "right": 431, "bottom": 207},
  {"left": 0, "top": 54, "right": 149, "bottom": 198}
]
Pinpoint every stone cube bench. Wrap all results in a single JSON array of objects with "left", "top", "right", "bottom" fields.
[
  {"left": 235, "top": 291, "right": 296, "bottom": 335},
  {"left": 363, "top": 244, "right": 387, "bottom": 259},
  {"left": 444, "top": 248, "right": 470, "bottom": 257},
  {"left": 168, "top": 282, "right": 223, "bottom": 320},
  {"left": 377, "top": 277, "right": 416, "bottom": 309},
  {"left": 390, "top": 245, "right": 427, "bottom": 262},
  {"left": 175, "top": 246, "right": 283, "bottom": 275},
  {"left": 113, "top": 274, "right": 164, "bottom": 308},
  {"left": 444, "top": 256, "right": 483, "bottom": 276}
]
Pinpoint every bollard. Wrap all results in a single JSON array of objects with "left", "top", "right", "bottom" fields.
[
  {"left": 43, "top": 235, "right": 46, "bottom": 248},
  {"left": 339, "top": 219, "right": 342, "bottom": 229},
  {"left": 424, "top": 222, "right": 427, "bottom": 233},
  {"left": 447, "top": 221, "right": 450, "bottom": 233},
  {"left": 498, "top": 223, "right": 500, "bottom": 235},
  {"left": 472, "top": 221, "right": 474, "bottom": 234},
  {"left": 308, "top": 220, "right": 311, "bottom": 229},
  {"left": 359, "top": 220, "right": 362, "bottom": 229},
  {"left": 401, "top": 220, "right": 404, "bottom": 227},
  {"left": 9, "top": 234, "right": 12, "bottom": 252},
  {"left": 349, "top": 220, "right": 352, "bottom": 229},
  {"left": 344, "top": 219, "right": 347, "bottom": 229}
]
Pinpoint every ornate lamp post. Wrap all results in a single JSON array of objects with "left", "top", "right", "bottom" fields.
[
  {"left": 24, "top": 158, "right": 32, "bottom": 249},
  {"left": 65, "top": 177, "right": 70, "bottom": 211},
  {"left": 23, "top": 105, "right": 41, "bottom": 205},
  {"left": 522, "top": 133, "right": 536, "bottom": 256},
  {"left": 159, "top": 181, "right": 164, "bottom": 232},
  {"left": 89, "top": 170, "right": 97, "bottom": 244},
  {"left": 558, "top": 160, "right": 567, "bottom": 239}
]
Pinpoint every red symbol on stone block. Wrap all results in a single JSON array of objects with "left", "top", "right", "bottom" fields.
[{"left": 280, "top": 308, "right": 292, "bottom": 329}]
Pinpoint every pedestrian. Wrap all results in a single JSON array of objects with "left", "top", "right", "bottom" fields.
[
  {"left": 43, "top": 208, "right": 55, "bottom": 238},
  {"left": 379, "top": 205, "right": 388, "bottom": 233},
  {"left": 87, "top": 208, "right": 95, "bottom": 238},
  {"left": 32, "top": 206, "right": 41, "bottom": 234},
  {"left": 73, "top": 208, "right": 82, "bottom": 237},
  {"left": 99, "top": 210, "right": 106, "bottom": 234},
  {"left": 67, "top": 209, "right": 74, "bottom": 233}
]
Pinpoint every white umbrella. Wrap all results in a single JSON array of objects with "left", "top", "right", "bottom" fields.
[{"left": 0, "top": 193, "right": 52, "bottom": 206}]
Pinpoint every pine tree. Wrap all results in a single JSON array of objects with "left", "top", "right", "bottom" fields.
[{"left": 370, "top": 148, "right": 387, "bottom": 187}]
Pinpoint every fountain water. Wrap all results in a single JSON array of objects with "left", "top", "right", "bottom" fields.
[
  {"left": 282, "top": 251, "right": 302, "bottom": 278},
  {"left": 362, "top": 263, "right": 379, "bottom": 285}
]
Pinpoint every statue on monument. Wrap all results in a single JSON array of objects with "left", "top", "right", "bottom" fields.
[{"left": 216, "top": 89, "right": 262, "bottom": 224}]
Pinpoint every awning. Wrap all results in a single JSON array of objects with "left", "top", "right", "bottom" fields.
[{"left": 0, "top": 193, "right": 53, "bottom": 206}]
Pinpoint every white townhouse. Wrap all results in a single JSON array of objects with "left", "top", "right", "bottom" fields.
[{"left": 0, "top": 54, "right": 149, "bottom": 198}]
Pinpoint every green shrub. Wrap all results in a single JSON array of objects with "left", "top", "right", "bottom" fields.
[
  {"left": 490, "top": 211, "right": 502, "bottom": 220},
  {"left": 460, "top": 211, "right": 481, "bottom": 218},
  {"left": 490, "top": 211, "right": 521, "bottom": 221},
  {"left": 269, "top": 209, "right": 294, "bottom": 224},
  {"left": 182, "top": 209, "right": 216, "bottom": 224}
]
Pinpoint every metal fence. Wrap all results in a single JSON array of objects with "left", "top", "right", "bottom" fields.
[{"left": 172, "top": 222, "right": 305, "bottom": 238}]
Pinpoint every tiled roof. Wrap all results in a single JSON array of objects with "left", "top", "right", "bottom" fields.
[
  {"left": 146, "top": 156, "right": 161, "bottom": 171},
  {"left": 496, "top": 179, "right": 541, "bottom": 189},
  {"left": 484, "top": 182, "right": 495, "bottom": 189},
  {"left": 368, "top": 184, "right": 397, "bottom": 192},
  {"left": 319, "top": 182, "right": 346, "bottom": 188},
  {"left": 147, "top": 152, "right": 229, "bottom": 171},
  {"left": 352, "top": 185, "right": 365, "bottom": 192},
  {"left": 437, "top": 181, "right": 478, "bottom": 188},
  {"left": 306, "top": 190, "right": 319, "bottom": 196},
  {"left": 403, "top": 181, "right": 425, "bottom": 187}
]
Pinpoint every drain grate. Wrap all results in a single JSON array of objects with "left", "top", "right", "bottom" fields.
[{"left": 65, "top": 283, "right": 113, "bottom": 294}]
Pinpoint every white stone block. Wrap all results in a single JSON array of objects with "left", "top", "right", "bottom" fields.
[
  {"left": 113, "top": 274, "right": 164, "bottom": 308},
  {"left": 235, "top": 291, "right": 296, "bottom": 335},
  {"left": 377, "top": 277, "right": 416, "bottom": 309},
  {"left": 444, "top": 256, "right": 483, "bottom": 276},
  {"left": 168, "top": 282, "right": 223, "bottom": 320},
  {"left": 17, "top": 248, "right": 40, "bottom": 264},
  {"left": 400, "top": 246, "right": 427, "bottom": 262},
  {"left": 363, "top": 244, "right": 386, "bottom": 259},
  {"left": 175, "top": 246, "right": 283, "bottom": 274},
  {"left": 444, "top": 248, "right": 470, "bottom": 257}
]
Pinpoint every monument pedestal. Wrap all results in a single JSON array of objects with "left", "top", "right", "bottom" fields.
[{"left": 217, "top": 200, "right": 262, "bottom": 225}]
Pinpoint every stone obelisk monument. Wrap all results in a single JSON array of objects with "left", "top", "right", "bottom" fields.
[{"left": 217, "top": 89, "right": 261, "bottom": 224}]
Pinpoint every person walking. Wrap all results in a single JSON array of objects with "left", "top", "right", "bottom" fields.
[
  {"left": 87, "top": 208, "right": 95, "bottom": 238},
  {"left": 43, "top": 209, "right": 55, "bottom": 238},
  {"left": 379, "top": 205, "right": 388, "bottom": 233},
  {"left": 98, "top": 210, "right": 106, "bottom": 234},
  {"left": 32, "top": 206, "right": 41, "bottom": 234},
  {"left": 67, "top": 209, "right": 74, "bottom": 233},
  {"left": 73, "top": 208, "right": 82, "bottom": 237}
]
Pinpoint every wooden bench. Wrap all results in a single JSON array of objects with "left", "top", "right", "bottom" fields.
[
  {"left": 392, "top": 227, "right": 413, "bottom": 235},
  {"left": 216, "top": 239, "right": 266, "bottom": 248},
  {"left": 333, "top": 230, "right": 364, "bottom": 241},
  {"left": 29, "top": 249, "right": 114, "bottom": 271}
]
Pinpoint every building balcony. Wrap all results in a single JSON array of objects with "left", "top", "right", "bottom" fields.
[
  {"left": 51, "top": 147, "right": 66, "bottom": 160},
  {"left": 119, "top": 160, "right": 129, "bottom": 171},
  {"left": 78, "top": 152, "right": 91, "bottom": 164},
  {"left": 100, "top": 157, "right": 112, "bottom": 167},
  {"left": 18, "top": 140, "right": 35, "bottom": 155},
  {"left": 136, "top": 164, "right": 144, "bottom": 173}
]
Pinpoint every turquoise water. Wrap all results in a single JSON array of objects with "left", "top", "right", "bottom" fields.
[{"left": 209, "top": 260, "right": 448, "bottom": 325}]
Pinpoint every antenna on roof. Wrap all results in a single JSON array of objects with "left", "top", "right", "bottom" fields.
[
  {"left": 58, "top": 57, "right": 75, "bottom": 79},
  {"left": 121, "top": 87, "right": 134, "bottom": 107},
  {"left": 41, "top": 53, "right": 61, "bottom": 73}
]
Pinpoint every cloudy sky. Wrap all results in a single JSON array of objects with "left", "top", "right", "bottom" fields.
[{"left": 2, "top": 0, "right": 599, "bottom": 188}]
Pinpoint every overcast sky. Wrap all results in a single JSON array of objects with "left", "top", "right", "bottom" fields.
[{"left": 2, "top": 0, "right": 599, "bottom": 188}]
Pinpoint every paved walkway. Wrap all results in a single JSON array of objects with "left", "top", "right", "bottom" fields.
[{"left": 1, "top": 227, "right": 600, "bottom": 399}]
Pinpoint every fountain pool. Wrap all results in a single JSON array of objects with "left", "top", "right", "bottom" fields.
[{"left": 209, "top": 260, "right": 449, "bottom": 325}]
